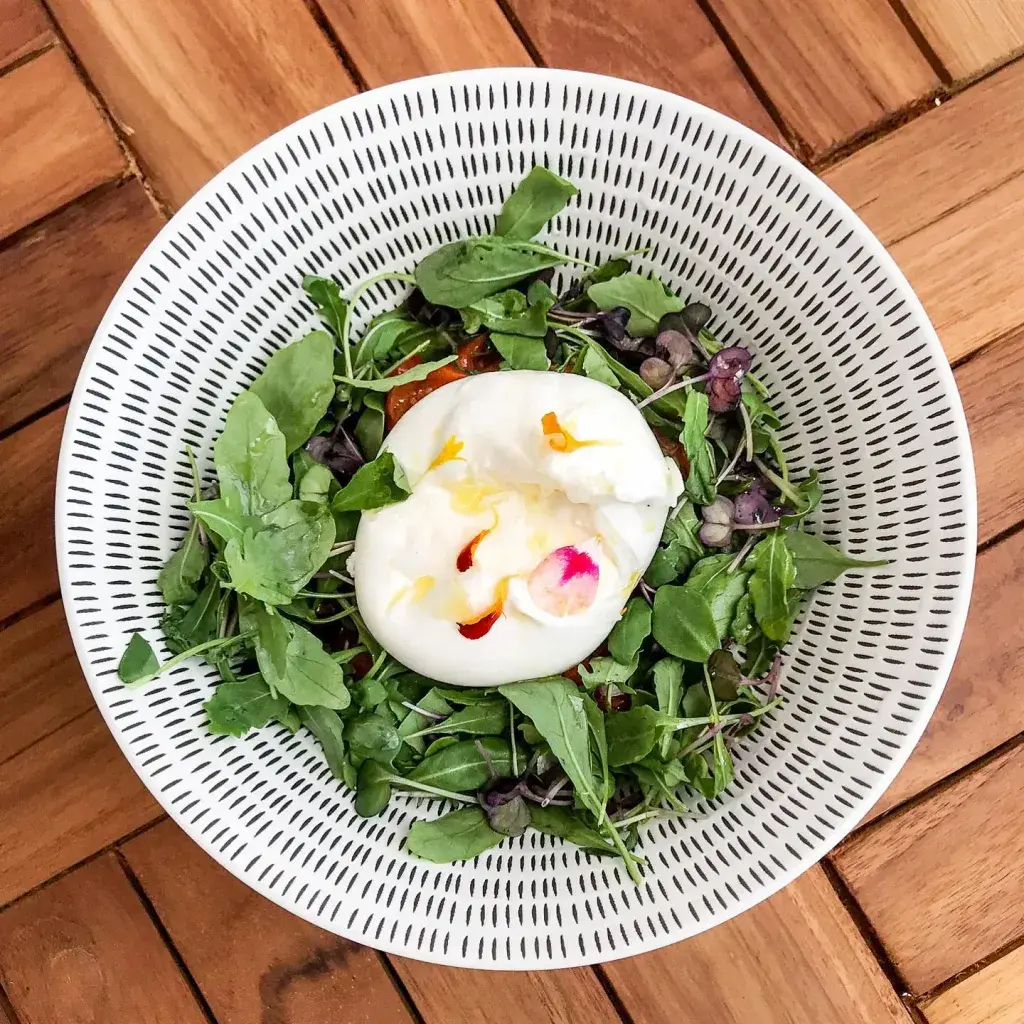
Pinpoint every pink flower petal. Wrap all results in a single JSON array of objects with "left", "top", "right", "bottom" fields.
[{"left": 527, "top": 545, "right": 600, "bottom": 617}]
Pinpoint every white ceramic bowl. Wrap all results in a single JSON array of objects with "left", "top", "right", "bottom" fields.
[{"left": 56, "top": 68, "right": 976, "bottom": 969}]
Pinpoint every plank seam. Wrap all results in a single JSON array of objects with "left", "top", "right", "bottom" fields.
[
  {"left": 916, "top": 929, "right": 1024, "bottom": 1005},
  {"left": 34, "top": 0, "right": 173, "bottom": 218},
  {"left": 301, "top": 0, "right": 370, "bottom": 92},
  {"left": 0, "top": 813, "right": 167, "bottom": 916},
  {"left": 0, "top": 591, "right": 62, "bottom": 639},
  {"left": 113, "top": 849, "right": 220, "bottom": 1024},
  {"left": 592, "top": 965, "right": 637, "bottom": 1024},
  {"left": 493, "top": 0, "right": 547, "bottom": 67},
  {"left": 818, "top": 858, "right": 914, "bottom": 999},
  {"left": 378, "top": 955, "right": 429, "bottom": 1024},
  {"left": 0, "top": 395, "right": 71, "bottom": 445},
  {"left": 884, "top": 0, "right": 953, "bottom": 85},
  {"left": 690, "top": 0, "right": 809, "bottom": 158},
  {"left": 0, "top": 39, "right": 56, "bottom": 80}
]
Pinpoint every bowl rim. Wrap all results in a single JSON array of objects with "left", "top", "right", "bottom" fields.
[{"left": 55, "top": 65, "right": 978, "bottom": 969}]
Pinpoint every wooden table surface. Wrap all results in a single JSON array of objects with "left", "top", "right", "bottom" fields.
[{"left": 2, "top": 1, "right": 1024, "bottom": 1021}]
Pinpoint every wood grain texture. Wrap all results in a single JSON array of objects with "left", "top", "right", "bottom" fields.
[
  {"left": 707, "top": 0, "right": 938, "bottom": 152},
  {"left": 921, "top": 943, "right": 1024, "bottom": 1024},
  {"left": 0, "top": 854, "right": 207, "bottom": 1024},
  {"left": 122, "top": 819, "right": 414, "bottom": 1024},
  {"left": 0, "top": 405, "right": 63, "bottom": 620},
  {"left": 902, "top": 0, "right": 1024, "bottom": 79},
  {"left": 0, "top": 46, "right": 122, "bottom": 240},
  {"left": 44, "top": 0, "right": 358, "bottom": 208},
  {"left": 392, "top": 955, "right": 620, "bottom": 1024},
  {"left": 888, "top": 168, "right": 1024, "bottom": 364},
  {"left": 0, "top": 0, "right": 52, "bottom": 67},
  {"left": 833, "top": 743, "right": 1024, "bottom": 993},
  {"left": 602, "top": 866, "right": 911, "bottom": 1024},
  {"left": 0, "top": 601, "right": 94, "bottom": 765},
  {"left": 868, "top": 517, "right": 1024, "bottom": 818},
  {"left": 823, "top": 57, "right": 1024, "bottom": 246},
  {"left": 0, "top": 709, "right": 161, "bottom": 905},
  {"left": 319, "top": 0, "right": 531, "bottom": 86},
  {"left": 0, "top": 181, "right": 162, "bottom": 433},
  {"left": 505, "top": 0, "right": 783, "bottom": 143}
]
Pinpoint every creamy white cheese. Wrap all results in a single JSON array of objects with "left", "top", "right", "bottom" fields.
[{"left": 351, "top": 370, "right": 683, "bottom": 686}]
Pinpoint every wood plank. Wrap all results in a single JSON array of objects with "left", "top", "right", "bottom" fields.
[
  {"left": 122, "top": 819, "right": 414, "bottom": 1024},
  {"left": 833, "top": 743, "right": 1024, "bottom": 994},
  {"left": 902, "top": 0, "right": 1024, "bottom": 80},
  {"left": 823, "top": 56, "right": 1024, "bottom": 247},
  {"left": 921, "top": 943, "right": 1024, "bottom": 1024},
  {"left": 958, "top": 324, "right": 1024, "bottom": 542},
  {"left": 0, "top": 0, "right": 52, "bottom": 67},
  {"left": 0, "top": 709, "right": 161, "bottom": 905},
  {"left": 602, "top": 866, "right": 911, "bottom": 1024},
  {"left": 392, "top": 955, "right": 621, "bottom": 1024},
  {"left": 0, "top": 853, "right": 207, "bottom": 1023},
  {"left": 868, "top": 518, "right": 1024, "bottom": 818},
  {"left": 45, "top": 0, "right": 358, "bottom": 208},
  {"left": 0, "top": 601, "right": 94, "bottom": 765},
  {"left": 0, "top": 404, "right": 63, "bottom": 622},
  {"left": 0, "top": 47, "right": 122, "bottom": 241},
  {"left": 319, "top": 0, "right": 531, "bottom": 86},
  {"left": 0, "top": 181, "right": 163, "bottom": 433},
  {"left": 505, "top": 0, "right": 783, "bottom": 143},
  {"left": 888, "top": 168, "right": 1024, "bottom": 365},
  {"left": 707, "top": 0, "right": 938, "bottom": 153}
]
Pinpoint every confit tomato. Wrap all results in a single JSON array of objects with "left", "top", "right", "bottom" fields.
[
  {"left": 655, "top": 429, "right": 691, "bottom": 478},
  {"left": 384, "top": 337, "right": 502, "bottom": 429}
]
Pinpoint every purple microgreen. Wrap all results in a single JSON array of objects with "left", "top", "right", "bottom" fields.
[
  {"left": 655, "top": 328, "right": 694, "bottom": 369},
  {"left": 636, "top": 371, "right": 710, "bottom": 410},
  {"left": 306, "top": 429, "right": 364, "bottom": 477},
  {"left": 639, "top": 356, "right": 673, "bottom": 390}
]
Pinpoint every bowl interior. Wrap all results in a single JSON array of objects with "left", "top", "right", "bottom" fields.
[{"left": 57, "top": 68, "right": 975, "bottom": 969}]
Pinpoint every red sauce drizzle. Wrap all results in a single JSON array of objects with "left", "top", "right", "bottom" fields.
[
  {"left": 457, "top": 609, "right": 501, "bottom": 640},
  {"left": 456, "top": 529, "right": 488, "bottom": 573}
]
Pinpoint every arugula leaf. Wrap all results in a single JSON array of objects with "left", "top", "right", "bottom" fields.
[
  {"left": 336, "top": 354, "right": 459, "bottom": 392},
  {"left": 354, "top": 311, "right": 431, "bottom": 366},
  {"left": 162, "top": 577, "right": 222, "bottom": 656},
  {"left": 404, "top": 699, "right": 508, "bottom": 739},
  {"left": 225, "top": 500, "right": 335, "bottom": 605},
  {"left": 205, "top": 677, "right": 296, "bottom": 737},
  {"left": 397, "top": 688, "right": 453, "bottom": 754},
  {"left": 605, "top": 706, "right": 663, "bottom": 767},
  {"left": 297, "top": 462, "right": 333, "bottom": 505},
  {"left": 581, "top": 345, "right": 620, "bottom": 388},
  {"left": 681, "top": 390, "right": 716, "bottom": 506},
  {"left": 354, "top": 760, "right": 391, "bottom": 816},
  {"left": 747, "top": 532, "right": 796, "bottom": 641},
  {"left": 344, "top": 713, "right": 402, "bottom": 764},
  {"left": 499, "top": 678, "right": 604, "bottom": 818},
  {"left": 353, "top": 398, "right": 385, "bottom": 461},
  {"left": 645, "top": 504, "right": 704, "bottom": 586},
  {"left": 494, "top": 165, "right": 578, "bottom": 240},
  {"left": 118, "top": 632, "right": 160, "bottom": 684},
  {"left": 652, "top": 657, "right": 683, "bottom": 757},
  {"left": 651, "top": 586, "right": 719, "bottom": 662},
  {"left": 490, "top": 332, "right": 549, "bottom": 370},
  {"left": 407, "top": 737, "right": 514, "bottom": 792},
  {"left": 706, "top": 678, "right": 735, "bottom": 798},
  {"left": 250, "top": 331, "right": 335, "bottom": 454},
  {"left": 406, "top": 807, "right": 504, "bottom": 862},
  {"left": 579, "top": 656, "right": 638, "bottom": 687},
  {"left": 188, "top": 498, "right": 263, "bottom": 546},
  {"left": 587, "top": 273, "right": 684, "bottom": 337},
  {"left": 527, "top": 805, "right": 616, "bottom": 854},
  {"left": 415, "top": 238, "right": 568, "bottom": 307},
  {"left": 461, "top": 288, "right": 550, "bottom": 337},
  {"left": 214, "top": 391, "right": 291, "bottom": 517},
  {"left": 157, "top": 519, "right": 207, "bottom": 605},
  {"left": 785, "top": 531, "right": 887, "bottom": 589},
  {"left": 730, "top": 593, "right": 757, "bottom": 646},
  {"left": 302, "top": 274, "right": 348, "bottom": 338},
  {"left": 245, "top": 605, "right": 350, "bottom": 710},
  {"left": 608, "top": 597, "right": 652, "bottom": 665},
  {"left": 683, "top": 554, "right": 750, "bottom": 638},
  {"left": 331, "top": 451, "right": 411, "bottom": 512}
]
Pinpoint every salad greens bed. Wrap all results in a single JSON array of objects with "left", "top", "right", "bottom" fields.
[{"left": 118, "top": 167, "right": 885, "bottom": 881}]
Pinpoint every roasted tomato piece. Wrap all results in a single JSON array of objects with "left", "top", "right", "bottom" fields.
[
  {"left": 654, "top": 429, "right": 690, "bottom": 477},
  {"left": 385, "top": 362, "right": 467, "bottom": 430},
  {"left": 457, "top": 334, "right": 504, "bottom": 373}
]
